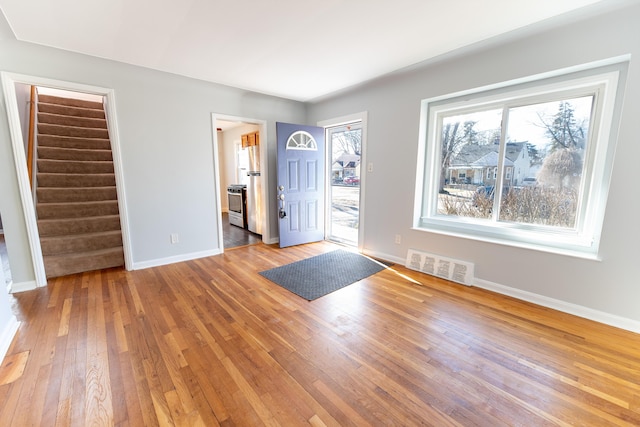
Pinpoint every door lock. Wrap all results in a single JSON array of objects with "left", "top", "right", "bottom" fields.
[{"left": 277, "top": 185, "right": 286, "bottom": 219}]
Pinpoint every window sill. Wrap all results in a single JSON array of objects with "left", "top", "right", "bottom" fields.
[{"left": 412, "top": 224, "right": 602, "bottom": 261}]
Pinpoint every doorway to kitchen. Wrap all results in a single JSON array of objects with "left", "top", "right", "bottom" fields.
[
  {"left": 212, "top": 115, "right": 268, "bottom": 250},
  {"left": 326, "top": 120, "right": 363, "bottom": 247}
]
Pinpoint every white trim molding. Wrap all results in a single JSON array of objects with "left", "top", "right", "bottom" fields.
[
  {"left": 132, "top": 249, "right": 222, "bottom": 271},
  {"left": 474, "top": 278, "right": 640, "bottom": 334},
  {"left": 8, "top": 280, "right": 37, "bottom": 293},
  {"left": 211, "top": 113, "right": 270, "bottom": 249},
  {"left": 318, "top": 111, "right": 369, "bottom": 252},
  {"left": 1, "top": 72, "right": 47, "bottom": 287}
]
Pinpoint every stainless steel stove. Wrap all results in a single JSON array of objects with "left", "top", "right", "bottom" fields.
[{"left": 227, "top": 184, "right": 247, "bottom": 228}]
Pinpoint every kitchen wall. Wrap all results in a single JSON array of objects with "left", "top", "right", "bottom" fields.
[{"left": 307, "top": 2, "right": 640, "bottom": 329}]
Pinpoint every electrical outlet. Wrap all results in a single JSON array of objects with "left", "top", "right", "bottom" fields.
[
  {"left": 170, "top": 233, "right": 179, "bottom": 244},
  {"left": 395, "top": 234, "right": 401, "bottom": 244}
]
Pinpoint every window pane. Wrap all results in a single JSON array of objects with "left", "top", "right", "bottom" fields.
[
  {"left": 437, "top": 109, "right": 502, "bottom": 219},
  {"left": 329, "top": 126, "right": 361, "bottom": 245},
  {"left": 499, "top": 96, "right": 594, "bottom": 227}
]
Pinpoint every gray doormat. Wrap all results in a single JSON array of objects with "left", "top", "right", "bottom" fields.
[{"left": 259, "top": 249, "right": 387, "bottom": 300}]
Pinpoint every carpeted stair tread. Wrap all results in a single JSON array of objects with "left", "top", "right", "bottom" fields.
[
  {"left": 37, "top": 186, "right": 117, "bottom": 203},
  {"left": 36, "top": 92, "right": 124, "bottom": 278},
  {"left": 37, "top": 159, "right": 114, "bottom": 174},
  {"left": 38, "top": 112, "right": 107, "bottom": 129},
  {"left": 44, "top": 247, "right": 125, "bottom": 278},
  {"left": 38, "top": 102, "right": 105, "bottom": 119},
  {"left": 37, "top": 200, "right": 120, "bottom": 219},
  {"left": 41, "top": 230, "right": 123, "bottom": 256},
  {"left": 37, "top": 173, "right": 116, "bottom": 188},
  {"left": 37, "top": 135, "right": 111, "bottom": 150},
  {"left": 38, "top": 123, "right": 109, "bottom": 139},
  {"left": 37, "top": 146, "right": 113, "bottom": 162},
  {"left": 38, "top": 94, "right": 103, "bottom": 111},
  {"left": 38, "top": 215, "right": 121, "bottom": 237}
]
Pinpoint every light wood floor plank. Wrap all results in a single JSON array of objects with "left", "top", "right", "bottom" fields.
[{"left": 2, "top": 241, "right": 639, "bottom": 426}]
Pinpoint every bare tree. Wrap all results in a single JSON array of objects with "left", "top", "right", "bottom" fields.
[
  {"left": 540, "top": 101, "right": 587, "bottom": 150},
  {"left": 537, "top": 101, "right": 589, "bottom": 189},
  {"left": 332, "top": 129, "right": 361, "bottom": 155},
  {"left": 439, "top": 120, "right": 477, "bottom": 192}
]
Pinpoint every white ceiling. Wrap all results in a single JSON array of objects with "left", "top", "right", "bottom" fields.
[{"left": 0, "top": 0, "right": 617, "bottom": 102}]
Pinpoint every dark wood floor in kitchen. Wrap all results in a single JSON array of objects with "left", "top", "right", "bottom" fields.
[
  {"left": 222, "top": 212, "right": 261, "bottom": 249},
  {"left": 1, "top": 240, "right": 639, "bottom": 426}
]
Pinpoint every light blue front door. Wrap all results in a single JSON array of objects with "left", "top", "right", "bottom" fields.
[{"left": 276, "top": 122, "right": 325, "bottom": 248}]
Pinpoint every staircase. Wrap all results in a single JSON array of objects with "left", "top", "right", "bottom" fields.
[{"left": 35, "top": 94, "right": 125, "bottom": 278}]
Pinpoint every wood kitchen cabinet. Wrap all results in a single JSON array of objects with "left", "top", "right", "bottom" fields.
[{"left": 241, "top": 131, "right": 259, "bottom": 148}]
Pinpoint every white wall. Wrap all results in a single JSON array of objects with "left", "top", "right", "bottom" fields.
[
  {"left": 13, "top": 82, "right": 29, "bottom": 152},
  {"left": 0, "top": 16, "right": 306, "bottom": 285},
  {"left": 308, "top": 2, "right": 640, "bottom": 329}
]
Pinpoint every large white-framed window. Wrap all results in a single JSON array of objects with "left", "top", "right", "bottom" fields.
[{"left": 414, "top": 59, "right": 627, "bottom": 258}]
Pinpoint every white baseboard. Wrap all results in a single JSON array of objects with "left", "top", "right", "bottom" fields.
[
  {"left": 361, "top": 249, "right": 405, "bottom": 265},
  {"left": 473, "top": 278, "right": 640, "bottom": 334},
  {"left": 0, "top": 315, "right": 20, "bottom": 363},
  {"left": 9, "top": 280, "right": 37, "bottom": 293},
  {"left": 132, "top": 248, "right": 223, "bottom": 270},
  {"left": 359, "top": 249, "right": 640, "bottom": 334}
]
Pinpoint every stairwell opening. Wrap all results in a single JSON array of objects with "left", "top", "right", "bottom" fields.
[
  {"left": 33, "top": 88, "right": 126, "bottom": 278},
  {"left": 2, "top": 73, "right": 131, "bottom": 288}
]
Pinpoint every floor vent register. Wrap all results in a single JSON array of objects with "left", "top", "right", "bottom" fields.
[{"left": 405, "top": 249, "right": 474, "bottom": 286}]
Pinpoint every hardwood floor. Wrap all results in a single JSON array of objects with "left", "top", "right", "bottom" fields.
[{"left": 1, "top": 241, "right": 639, "bottom": 426}]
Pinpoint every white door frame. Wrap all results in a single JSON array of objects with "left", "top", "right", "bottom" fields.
[
  {"left": 318, "top": 111, "right": 368, "bottom": 252},
  {"left": 1, "top": 72, "right": 133, "bottom": 290},
  {"left": 211, "top": 114, "right": 270, "bottom": 249}
]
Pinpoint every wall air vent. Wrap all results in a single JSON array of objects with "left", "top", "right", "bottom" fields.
[{"left": 405, "top": 249, "right": 474, "bottom": 286}]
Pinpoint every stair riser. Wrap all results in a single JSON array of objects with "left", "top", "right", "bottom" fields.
[
  {"left": 37, "top": 173, "right": 116, "bottom": 188},
  {"left": 38, "top": 216, "right": 122, "bottom": 237},
  {"left": 36, "top": 93, "right": 125, "bottom": 278},
  {"left": 44, "top": 248, "right": 125, "bottom": 278},
  {"left": 37, "top": 160, "right": 114, "bottom": 174},
  {"left": 38, "top": 135, "right": 111, "bottom": 150},
  {"left": 38, "top": 112, "right": 107, "bottom": 129},
  {"left": 38, "top": 123, "right": 109, "bottom": 139},
  {"left": 38, "top": 146, "right": 113, "bottom": 162},
  {"left": 37, "top": 187, "right": 117, "bottom": 203},
  {"left": 41, "top": 233, "right": 123, "bottom": 256},
  {"left": 38, "top": 102, "right": 105, "bottom": 119},
  {"left": 37, "top": 201, "right": 120, "bottom": 219},
  {"left": 38, "top": 94, "right": 104, "bottom": 110}
]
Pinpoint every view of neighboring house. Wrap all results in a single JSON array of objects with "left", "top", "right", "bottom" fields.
[
  {"left": 332, "top": 153, "right": 360, "bottom": 182},
  {"left": 448, "top": 142, "right": 532, "bottom": 186}
]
